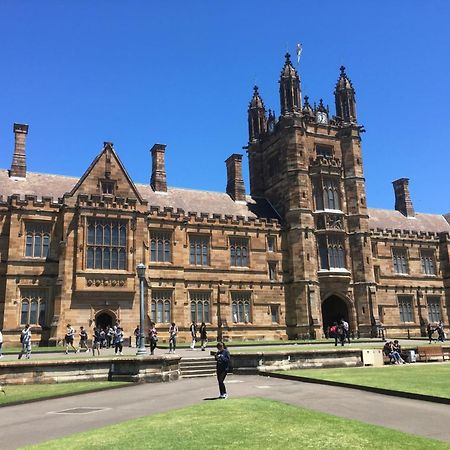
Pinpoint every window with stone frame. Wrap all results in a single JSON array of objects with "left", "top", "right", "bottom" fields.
[
  {"left": 190, "top": 291, "right": 211, "bottom": 323},
  {"left": 427, "top": 297, "right": 441, "bottom": 323},
  {"left": 315, "top": 144, "right": 333, "bottom": 158},
  {"left": 267, "top": 236, "right": 276, "bottom": 252},
  {"left": 420, "top": 249, "right": 436, "bottom": 275},
  {"left": 318, "top": 235, "right": 346, "bottom": 270},
  {"left": 270, "top": 304, "right": 280, "bottom": 323},
  {"left": 25, "top": 222, "right": 51, "bottom": 258},
  {"left": 150, "top": 230, "right": 172, "bottom": 263},
  {"left": 398, "top": 296, "right": 414, "bottom": 322},
  {"left": 268, "top": 262, "right": 277, "bottom": 281},
  {"left": 231, "top": 292, "right": 251, "bottom": 323},
  {"left": 20, "top": 288, "right": 47, "bottom": 326},
  {"left": 151, "top": 290, "right": 172, "bottom": 324},
  {"left": 101, "top": 180, "right": 115, "bottom": 195},
  {"left": 230, "top": 237, "right": 249, "bottom": 267},
  {"left": 392, "top": 248, "right": 408, "bottom": 274},
  {"left": 86, "top": 219, "right": 127, "bottom": 270},
  {"left": 189, "top": 235, "right": 210, "bottom": 266},
  {"left": 314, "top": 177, "right": 341, "bottom": 211}
]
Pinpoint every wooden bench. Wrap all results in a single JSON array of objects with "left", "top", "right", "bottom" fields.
[{"left": 417, "top": 346, "right": 447, "bottom": 362}]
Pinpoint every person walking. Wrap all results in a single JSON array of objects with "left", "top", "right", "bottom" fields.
[
  {"left": 189, "top": 321, "right": 197, "bottom": 350},
  {"left": 18, "top": 324, "right": 32, "bottom": 359},
  {"left": 0, "top": 328, "right": 3, "bottom": 358},
  {"left": 168, "top": 322, "right": 178, "bottom": 354},
  {"left": 341, "top": 319, "right": 350, "bottom": 344},
  {"left": 134, "top": 325, "right": 140, "bottom": 348},
  {"left": 107, "top": 326, "right": 115, "bottom": 348},
  {"left": 199, "top": 322, "right": 208, "bottom": 351},
  {"left": 77, "top": 326, "right": 88, "bottom": 352},
  {"left": 149, "top": 322, "right": 158, "bottom": 355},
  {"left": 92, "top": 327, "right": 101, "bottom": 357},
  {"left": 64, "top": 324, "right": 77, "bottom": 354},
  {"left": 427, "top": 323, "right": 434, "bottom": 344},
  {"left": 436, "top": 321, "right": 445, "bottom": 342},
  {"left": 215, "top": 342, "right": 231, "bottom": 399},
  {"left": 114, "top": 326, "right": 124, "bottom": 355}
]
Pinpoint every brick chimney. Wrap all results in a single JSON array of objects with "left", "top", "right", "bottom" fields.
[
  {"left": 150, "top": 143, "right": 167, "bottom": 192},
  {"left": 9, "top": 123, "right": 29, "bottom": 178},
  {"left": 393, "top": 178, "right": 415, "bottom": 217},
  {"left": 225, "top": 154, "right": 246, "bottom": 202}
]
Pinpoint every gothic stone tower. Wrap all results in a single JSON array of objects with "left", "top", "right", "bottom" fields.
[{"left": 247, "top": 55, "right": 380, "bottom": 338}]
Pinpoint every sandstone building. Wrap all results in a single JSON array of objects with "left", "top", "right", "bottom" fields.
[{"left": 0, "top": 54, "right": 449, "bottom": 344}]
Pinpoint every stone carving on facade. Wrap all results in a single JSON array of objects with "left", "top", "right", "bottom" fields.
[{"left": 86, "top": 278, "right": 126, "bottom": 288}]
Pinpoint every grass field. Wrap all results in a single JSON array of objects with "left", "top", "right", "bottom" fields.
[
  {"left": 0, "top": 381, "right": 129, "bottom": 406},
  {"left": 284, "top": 364, "right": 450, "bottom": 398},
  {"left": 26, "top": 398, "right": 450, "bottom": 449}
]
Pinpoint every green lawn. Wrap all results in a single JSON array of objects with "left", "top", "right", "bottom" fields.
[
  {"left": 0, "top": 381, "right": 129, "bottom": 406},
  {"left": 284, "top": 364, "right": 450, "bottom": 398},
  {"left": 26, "top": 398, "right": 449, "bottom": 449}
]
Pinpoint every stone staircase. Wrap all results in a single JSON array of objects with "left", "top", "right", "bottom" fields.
[{"left": 180, "top": 356, "right": 216, "bottom": 378}]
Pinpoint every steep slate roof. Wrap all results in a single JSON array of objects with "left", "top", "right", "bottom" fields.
[
  {"left": 368, "top": 208, "right": 450, "bottom": 233},
  {"left": 0, "top": 170, "right": 278, "bottom": 220}
]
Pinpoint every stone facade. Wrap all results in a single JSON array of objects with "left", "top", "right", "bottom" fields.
[{"left": 0, "top": 55, "right": 449, "bottom": 344}]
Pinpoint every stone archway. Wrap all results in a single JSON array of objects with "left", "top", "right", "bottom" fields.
[
  {"left": 321, "top": 295, "right": 349, "bottom": 332},
  {"left": 95, "top": 310, "right": 116, "bottom": 330}
]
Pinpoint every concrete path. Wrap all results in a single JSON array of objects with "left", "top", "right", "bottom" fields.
[{"left": 1, "top": 375, "right": 450, "bottom": 449}]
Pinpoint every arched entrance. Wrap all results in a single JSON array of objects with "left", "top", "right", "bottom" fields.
[
  {"left": 322, "top": 295, "right": 349, "bottom": 331},
  {"left": 95, "top": 310, "right": 115, "bottom": 330}
]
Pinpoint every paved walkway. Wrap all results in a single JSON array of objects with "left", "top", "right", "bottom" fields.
[
  {"left": 0, "top": 338, "right": 428, "bottom": 362},
  {"left": 1, "top": 375, "right": 450, "bottom": 449}
]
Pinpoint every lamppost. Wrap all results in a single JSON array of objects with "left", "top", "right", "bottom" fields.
[{"left": 136, "top": 263, "right": 147, "bottom": 355}]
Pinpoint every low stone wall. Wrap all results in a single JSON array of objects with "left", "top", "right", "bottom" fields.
[
  {"left": 229, "top": 349, "right": 363, "bottom": 374},
  {"left": 0, "top": 355, "right": 181, "bottom": 385}
]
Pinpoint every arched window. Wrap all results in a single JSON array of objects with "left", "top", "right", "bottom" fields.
[
  {"left": 150, "top": 231, "right": 172, "bottom": 262},
  {"left": 24, "top": 222, "right": 51, "bottom": 258},
  {"left": 190, "top": 292, "right": 211, "bottom": 323},
  {"left": 318, "top": 235, "right": 346, "bottom": 270},
  {"left": 20, "top": 289, "right": 48, "bottom": 326},
  {"left": 189, "top": 235, "right": 210, "bottom": 266},
  {"left": 230, "top": 238, "right": 249, "bottom": 267},
  {"left": 231, "top": 292, "right": 251, "bottom": 323},
  {"left": 151, "top": 290, "right": 172, "bottom": 324}
]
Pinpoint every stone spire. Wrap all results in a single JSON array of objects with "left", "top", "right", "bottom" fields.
[
  {"left": 334, "top": 66, "right": 357, "bottom": 123},
  {"left": 9, "top": 123, "right": 29, "bottom": 178},
  {"left": 279, "top": 53, "right": 301, "bottom": 116},
  {"left": 248, "top": 85, "right": 267, "bottom": 142}
]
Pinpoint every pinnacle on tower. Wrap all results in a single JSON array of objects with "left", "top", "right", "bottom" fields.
[
  {"left": 248, "top": 85, "right": 267, "bottom": 142},
  {"left": 279, "top": 53, "right": 302, "bottom": 116},
  {"left": 334, "top": 65, "right": 357, "bottom": 123}
]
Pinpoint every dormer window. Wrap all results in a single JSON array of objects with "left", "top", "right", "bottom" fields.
[{"left": 101, "top": 180, "right": 115, "bottom": 195}]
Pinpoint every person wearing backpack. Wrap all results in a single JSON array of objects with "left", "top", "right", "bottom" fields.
[
  {"left": 18, "top": 324, "right": 32, "bottom": 359},
  {"left": 215, "top": 342, "right": 231, "bottom": 399}
]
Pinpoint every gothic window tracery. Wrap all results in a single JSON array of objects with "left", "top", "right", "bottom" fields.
[
  {"left": 151, "top": 290, "right": 172, "bottom": 323},
  {"left": 25, "top": 222, "right": 51, "bottom": 258},
  {"left": 230, "top": 237, "right": 249, "bottom": 267},
  {"left": 189, "top": 235, "right": 209, "bottom": 266},
  {"left": 318, "top": 235, "right": 346, "bottom": 270},
  {"left": 190, "top": 291, "right": 210, "bottom": 323},
  {"left": 231, "top": 292, "right": 251, "bottom": 323},
  {"left": 150, "top": 231, "right": 172, "bottom": 263},
  {"left": 86, "top": 219, "right": 127, "bottom": 270},
  {"left": 20, "top": 289, "right": 47, "bottom": 326}
]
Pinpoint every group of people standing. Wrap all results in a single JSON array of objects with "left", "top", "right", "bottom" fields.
[
  {"left": 189, "top": 322, "right": 208, "bottom": 351},
  {"left": 328, "top": 319, "right": 351, "bottom": 346}
]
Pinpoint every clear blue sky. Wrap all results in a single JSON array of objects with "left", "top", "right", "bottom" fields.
[{"left": 0, "top": 1, "right": 449, "bottom": 214}]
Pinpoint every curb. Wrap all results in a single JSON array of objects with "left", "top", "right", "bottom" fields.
[
  {"left": 263, "top": 371, "right": 450, "bottom": 406},
  {"left": 0, "top": 382, "right": 135, "bottom": 409}
]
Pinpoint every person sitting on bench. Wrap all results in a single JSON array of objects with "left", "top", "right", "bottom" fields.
[{"left": 383, "top": 341, "right": 404, "bottom": 364}]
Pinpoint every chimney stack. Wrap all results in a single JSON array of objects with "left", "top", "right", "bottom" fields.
[
  {"left": 225, "top": 154, "right": 246, "bottom": 202},
  {"left": 150, "top": 143, "right": 167, "bottom": 192},
  {"left": 9, "top": 123, "right": 29, "bottom": 178},
  {"left": 393, "top": 178, "right": 415, "bottom": 217}
]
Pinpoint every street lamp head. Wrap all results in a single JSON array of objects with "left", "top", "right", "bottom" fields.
[{"left": 136, "top": 263, "right": 146, "bottom": 279}]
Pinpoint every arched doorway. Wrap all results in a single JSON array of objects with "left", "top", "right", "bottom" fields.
[
  {"left": 95, "top": 311, "right": 115, "bottom": 330},
  {"left": 322, "top": 295, "right": 349, "bottom": 331}
]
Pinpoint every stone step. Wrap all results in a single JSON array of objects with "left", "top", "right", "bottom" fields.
[
  {"left": 181, "top": 370, "right": 216, "bottom": 378},
  {"left": 181, "top": 357, "right": 215, "bottom": 363}
]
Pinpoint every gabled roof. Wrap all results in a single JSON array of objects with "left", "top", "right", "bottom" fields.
[
  {"left": 368, "top": 208, "right": 450, "bottom": 233},
  {"left": 67, "top": 143, "right": 144, "bottom": 203}
]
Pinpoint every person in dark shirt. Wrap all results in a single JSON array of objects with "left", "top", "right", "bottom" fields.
[
  {"left": 215, "top": 342, "right": 231, "bottom": 399},
  {"left": 199, "top": 322, "right": 208, "bottom": 351}
]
